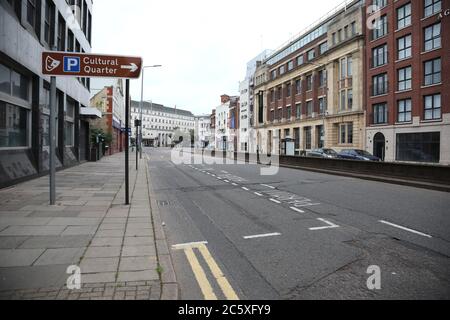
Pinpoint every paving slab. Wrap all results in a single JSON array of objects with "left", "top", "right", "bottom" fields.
[
  {"left": 0, "top": 226, "right": 66, "bottom": 236},
  {"left": 122, "top": 246, "right": 156, "bottom": 257},
  {"left": 80, "top": 258, "right": 119, "bottom": 273},
  {"left": 119, "top": 257, "right": 158, "bottom": 272},
  {"left": 117, "top": 270, "right": 159, "bottom": 282},
  {"left": 34, "top": 248, "right": 85, "bottom": 266},
  {"left": 19, "top": 236, "right": 91, "bottom": 249},
  {"left": 0, "top": 249, "right": 45, "bottom": 267},
  {"left": 84, "top": 246, "right": 122, "bottom": 258}
]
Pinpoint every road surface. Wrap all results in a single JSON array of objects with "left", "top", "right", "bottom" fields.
[{"left": 145, "top": 148, "right": 450, "bottom": 300}]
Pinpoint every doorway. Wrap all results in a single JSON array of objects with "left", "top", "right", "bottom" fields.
[{"left": 373, "top": 132, "right": 386, "bottom": 161}]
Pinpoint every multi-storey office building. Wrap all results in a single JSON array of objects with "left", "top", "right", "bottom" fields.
[
  {"left": 0, "top": 0, "right": 94, "bottom": 187},
  {"left": 365, "top": 0, "right": 450, "bottom": 164},
  {"left": 254, "top": 0, "right": 366, "bottom": 156},
  {"left": 130, "top": 101, "right": 195, "bottom": 147}
]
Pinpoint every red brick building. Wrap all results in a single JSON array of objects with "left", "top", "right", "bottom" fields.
[
  {"left": 90, "top": 80, "right": 126, "bottom": 156},
  {"left": 365, "top": 0, "right": 450, "bottom": 164}
]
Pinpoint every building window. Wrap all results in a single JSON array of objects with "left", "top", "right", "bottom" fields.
[
  {"left": 306, "top": 75, "right": 313, "bottom": 91},
  {"left": 347, "top": 89, "right": 353, "bottom": 110},
  {"left": 57, "top": 14, "right": 66, "bottom": 51},
  {"left": 270, "top": 110, "right": 275, "bottom": 122},
  {"left": 340, "top": 56, "right": 352, "bottom": 79},
  {"left": 319, "top": 97, "right": 326, "bottom": 115},
  {"left": 307, "top": 49, "right": 315, "bottom": 61},
  {"left": 295, "top": 79, "right": 301, "bottom": 95},
  {"left": 398, "top": 66, "right": 412, "bottom": 91},
  {"left": 306, "top": 101, "right": 313, "bottom": 117},
  {"left": 297, "top": 55, "right": 304, "bottom": 66},
  {"left": 294, "top": 128, "right": 300, "bottom": 150},
  {"left": 67, "top": 29, "right": 75, "bottom": 52},
  {"left": 397, "top": 3, "right": 412, "bottom": 29},
  {"left": 396, "top": 132, "right": 440, "bottom": 163},
  {"left": 1, "top": 64, "right": 30, "bottom": 101},
  {"left": 351, "top": 21, "right": 357, "bottom": 35},
  {"left": 372, "top": 73, "right": 388, "bottom": 96},
  {"left": 424, "top": 0, "right": 442, "bottom": 18},
  {"left": 372, "top": 15, "right": 388, "bottom": 40},
  {"left": 397, "top": 35, "right": 412, "bottom": 60},
  {"left": 424, "top": 58, "right": 441, "bottom": 86},
  {"left": 288, "top": 60, "right": 294, "bottom": 71},
  {"left": 0, "top": 102, "right": 29, "bottom": 148},
  {"left": 424, "top": 23, "right": 441, "bottom": 51},
  {"left": 279, "top": 65, "right": 285, "bottom": 75},
  {"left": 286, "top": 84, "right": 291, "bottom": 97},
  {"left": 304, "top": 127, "right": 312, "bottom": 150},
  {"left": 296, "top": 104, "right": 301, "bottom": 119},
  {"left": 398, "top": 99, "right": 412, "bottom": 122},
  {"left": 373, "top": 103, "right": 388, "bottom": 124},
  {"left": 372, "top": 44, "right": 388, "bottom": 67},
  {"left": 424, "top": 94, "right": 441, "bottom": 120},
  {"left": 277, "top": 87, "right": 282, "bottom": 100},
  {"left": 318, "top": 70, "right": 327, "bottom": 87},
  {"left": 44, "top": 0, "right": 55, "bottom": 46},
  {"left": 339, "top": 123, "right": 353, "bottom": 145},
  {"left": 7, "top": 0, "right": 22, "bottom": 18},
  {"left": 287, "top": 106, "right": 292, "bottom": 120},
  {"left": 319, "top": 42, "right": 328, "bottom": 54},
  {"left": 373, "top": 0, "right": 387, "bottom": 9},
  {"left": 27, "top": 0, "right": 39, "bottom": 33}
]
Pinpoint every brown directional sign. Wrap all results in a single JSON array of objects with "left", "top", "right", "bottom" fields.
[{"left": 42, "top": 52, "right": 143, "bottom": 79}]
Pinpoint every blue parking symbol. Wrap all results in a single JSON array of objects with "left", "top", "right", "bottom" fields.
[{"left": 63, "top": 56, "right": 80, "bottom": 73}]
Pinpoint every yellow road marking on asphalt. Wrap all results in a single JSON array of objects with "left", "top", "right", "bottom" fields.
[
  {"left": 184, "top": 247, "right": 218, "bottom": 300},
  {"left": 198, "top": 244, "right": 239, "bottom": 300},
  {"left": 172, "top": 242, "right": 239, "bottom": 300}
]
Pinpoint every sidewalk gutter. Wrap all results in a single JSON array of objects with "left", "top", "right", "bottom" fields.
[{"left": 145, "top": 160, "right": 179, "bottom": 300}]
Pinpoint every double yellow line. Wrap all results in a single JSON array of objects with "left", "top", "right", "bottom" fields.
[{"left": 172, "top": 242, "right": 239, "bottom": 300}]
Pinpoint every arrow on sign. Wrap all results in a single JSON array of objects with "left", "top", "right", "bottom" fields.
[{"left": 121, "top": 63, "right": 139, "bottom": 73}]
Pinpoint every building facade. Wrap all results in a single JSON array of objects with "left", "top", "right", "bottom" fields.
[
  {"left": 89, "top": 79, "right": 126, "bottom": 155},
  {"left": 131, "top": 101, "right": 195, "bottom": 147},
  {"left": 214, "top": 95, "right": 239, "bottom": 151},
  {"left": 253, "top": 0, "right": 366, "bottom": 156},
  {"left": 239, "top": 50, "right": 273, "bottom": 153},
  {"left": 0, "top": 0, "right": 93, "bottom": 187},
  {"left": 194, "top": 115, "right": 211, "bottom": 148},
  {"left": 365, "top": 0, "right": 450, "bottom": 165}
]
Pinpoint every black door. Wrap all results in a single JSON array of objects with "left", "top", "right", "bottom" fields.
[
  {"left": 373, "top": 133, "right": 386, "bottom": 161},
  {"left": 79, "top": 121, "right": 89, "bottom": 162}
]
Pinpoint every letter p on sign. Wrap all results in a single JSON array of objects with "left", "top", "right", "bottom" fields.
[{"left": 64, "top": 56, "right": 80, "bottom": 73}]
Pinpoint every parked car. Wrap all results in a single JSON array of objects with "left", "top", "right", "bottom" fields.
[
  {"left": 307, "top": 148, "right": 339, "bottom": 159},
  {"left": 338, "top": 149, "right": 381, "bottom": 162}
]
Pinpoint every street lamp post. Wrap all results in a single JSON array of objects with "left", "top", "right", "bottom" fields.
[{"left": 139, "top": 65, "right": 162, "bottom": 160}]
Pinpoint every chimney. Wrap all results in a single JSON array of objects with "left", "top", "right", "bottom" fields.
[{"left": 221, "top": 95, "right": 230, "bottom": 104}]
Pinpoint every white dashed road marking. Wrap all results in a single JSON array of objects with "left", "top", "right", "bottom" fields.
[
  {"left": 379, "top": 220, "right": 432, "bottom": 238},
  {"left": 269, "top": 199, "right": 281, "bottom": 204},
  {"left": 309, "top": 218, "right": 340, "bottom": 231},
  {"left": 244, "top": 233, "right": 281, "bottom": 240},
  {"left": 290, "top": 207, "right": 305, "bottom": 214},
  {"left": 261, "top": 184, "right": 276, "bottom": 189}
]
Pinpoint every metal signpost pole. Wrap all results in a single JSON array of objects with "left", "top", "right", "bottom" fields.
[
  {"left": 49, "top": 75, "right": 57, "bottom": 205},
  {"left": 125, "top": 79, "right": 130, "bottom": 205},
  {"left": 139, "top": 69, "right": 144, "bottom": 160}
]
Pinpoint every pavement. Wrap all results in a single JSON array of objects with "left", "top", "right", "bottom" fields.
[
  {"left": 0, "top": 151, "right": 177, "bottom": 300},
  {"left": 149, "top": 148, "right": 450, "bottom": 300}
]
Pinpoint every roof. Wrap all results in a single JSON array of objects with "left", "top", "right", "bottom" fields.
[{"left": 131, "top": 100, "right": 194, "bottom": 117}]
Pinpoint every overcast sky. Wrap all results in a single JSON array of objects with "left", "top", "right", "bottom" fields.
[{"left": 91, "top": 0, "right": 343, "bottom": 115}]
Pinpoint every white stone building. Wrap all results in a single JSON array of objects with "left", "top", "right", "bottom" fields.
[
  {"left": 194, "top": 115, "right": 211, "bottom": 148},
  {"left": 131, "top": 101, "right": 195, "bottom": 147}
]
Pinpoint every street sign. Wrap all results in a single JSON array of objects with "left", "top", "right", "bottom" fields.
[{"left": 42, "top": 52, "right": 143, "bottom": 79}]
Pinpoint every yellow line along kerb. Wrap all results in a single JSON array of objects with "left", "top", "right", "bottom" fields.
[{"left": 172, "top": 242, "right": 239, "bottom": 300}]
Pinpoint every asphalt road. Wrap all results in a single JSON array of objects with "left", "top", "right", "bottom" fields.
[{"left": 145, "top": 148, "right": 450, "bottom": 300}]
